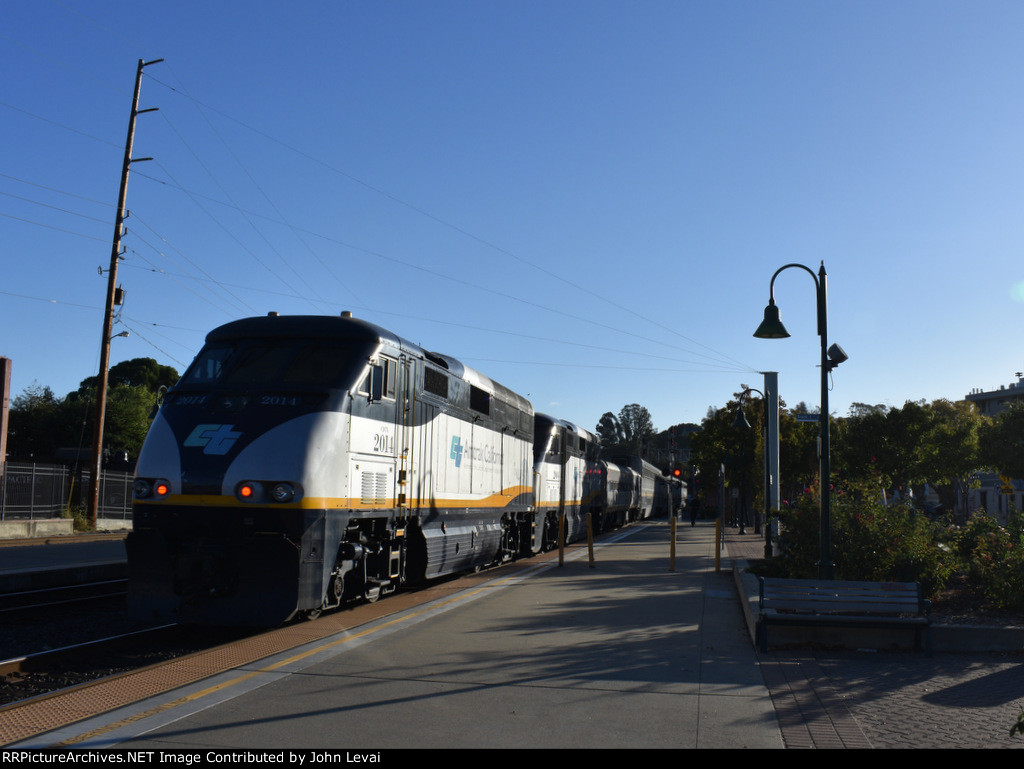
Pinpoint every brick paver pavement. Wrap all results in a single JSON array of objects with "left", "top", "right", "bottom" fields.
[{"left": 719, "top": 522, "right": 1024, "bottom": 749}]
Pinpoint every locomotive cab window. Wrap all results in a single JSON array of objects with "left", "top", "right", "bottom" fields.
[
  {"left": 217, "top": 345, "right": 293, "bottom": 385},
  {"left": 182, "top": 341, "right": 366, "bottom": 389},
  {"left": 282, "top": 345, "right": 351, "bottom": 386},
  {"left": 181, "top": 345, "right": 232, "bottom": 385},
  {"left": 359, "top": 355, "right": 397, "bottom": 401}
]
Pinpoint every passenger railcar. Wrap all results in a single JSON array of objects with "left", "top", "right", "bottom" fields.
[
  {"left": 127, "top": 313, "right": 535, "bottom": 625},
  {"left": 592, "top": 460, "right": 640, "bottom": 533},
  {"left": 653, "top": 474, "right": 684, "bottom": 517},
  {"left": 629, "top": 457, "right": 662, "bottom": 521},
  {"left": 532, "top": 415, "right": 601, "bottom": 550}
]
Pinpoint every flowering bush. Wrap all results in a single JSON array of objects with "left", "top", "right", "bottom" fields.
[
  {"left": 770, "top": 483, "right": 955, "bottom": 595},
  {"left": 764, "top": 483, "right": 1024, "bottom": 607},
  {"left": 955, "top": 511, "right": 1024, "bottom": 609}
]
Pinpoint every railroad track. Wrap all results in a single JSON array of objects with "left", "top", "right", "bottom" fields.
[{"left": 0, "top": 579, "right": 129, "bottom": 614}]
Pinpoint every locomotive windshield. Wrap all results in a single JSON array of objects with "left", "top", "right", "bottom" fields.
[{"left": 180, "top": 340, "right": 369, "bottom": 389}]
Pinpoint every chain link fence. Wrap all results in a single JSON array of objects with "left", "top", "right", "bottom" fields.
[{"left": 0, "top": 462, "right": 133, "bottom": 521}]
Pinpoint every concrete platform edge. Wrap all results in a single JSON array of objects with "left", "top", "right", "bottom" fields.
[{"left": 0, "top": 519, "right": 74, "bottom": 539}]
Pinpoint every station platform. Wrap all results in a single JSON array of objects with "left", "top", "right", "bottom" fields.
[
  {"left": 7, "top": 522, "right": 1024, "bottom": 749},
  {"left": 0, "top": 535, "right": 127, "bottom": 594},
  {"left": 5, "top": 520, "right": 784, "bottom": 750}
]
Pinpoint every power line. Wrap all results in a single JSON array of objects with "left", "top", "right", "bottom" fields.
[
  {"left": 3, "top": 37, "right": 756, "bottom": 383},
  {"left": 0, "top": 211, "right": 108, "bottom": 242},
  {"left": 145, "top": 74, "right": 755, "bottom": 373}
]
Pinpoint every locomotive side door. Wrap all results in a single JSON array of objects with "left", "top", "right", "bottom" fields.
[
  {"left": 349, "top": 354, "right": 399, "bottom": 516},
  {"left": 396, "top": 357, "right": 412, "bottom": 513}
]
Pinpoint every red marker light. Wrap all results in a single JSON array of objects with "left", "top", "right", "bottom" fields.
[
  {"left": 239, "top": 484, "right": 254, "bottom": 499},
  {"left": 154, "top": 483, "right": 169, "bottom": 497}
]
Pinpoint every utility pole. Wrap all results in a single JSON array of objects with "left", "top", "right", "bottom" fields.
[
  {"left": 0, "top": 357, "right": 10, "bottom": 472},
  {"left": 88, "top": 58, "right": 162, "bottom": 527}
]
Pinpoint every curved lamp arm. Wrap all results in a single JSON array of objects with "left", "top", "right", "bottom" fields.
[{"left": 759, "top": 262, "right": 826, "bottom": 339}]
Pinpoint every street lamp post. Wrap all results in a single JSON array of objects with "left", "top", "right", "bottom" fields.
[
  {"left": 732, "top": 407, "right": 750, "bottom": 535},
  {"left": 737, "top": 386, "right": 767, "bottom": 537},
  {"left": 753, "top": 262, "right": 847, "bottom": 580}
]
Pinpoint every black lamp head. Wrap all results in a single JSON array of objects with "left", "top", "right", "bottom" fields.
[
  {"left": 732, "top": 409, "right": 752, "bottom": 430},
  {"left": 753, "top": 299, "right": 790, "bottom": 339}
]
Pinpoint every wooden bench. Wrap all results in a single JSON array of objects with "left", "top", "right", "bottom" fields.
[{"left": 756, "top": 577, "right": 932, "bottom": 654}]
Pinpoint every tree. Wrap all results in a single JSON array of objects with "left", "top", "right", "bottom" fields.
[
  {"left": 6, "top": 359, "right": 179, "bottom": 465},
  {"left": 834, "top": 403, "right": 891, "bottom": 487},
  {"left": 595, "top": 405, "right": 656, "bottom": 458},
  {"left": 919, "top": 399, "right": 984, "bottom": 515},
  {"left": 832, "top": 400, "right": 932, "bottom": 497},
  {"left": 77, "top": 357, "right": 179, "bottom": 394},
  {"left": 885, "top": 400, "right": 932, "bottom": 492},
  {"left": 831, "top": 398, "right": 985, "bottom": 514},
  {"left": 617, "top": 404, "right": 655, "bottom": 457},
  {"left": 82, "top": 384, "right": 157, "bottom": 465},
  {"left": 778, "top": 402, "right": 820, "bottom": 501},
  {"left": 980, "top": 402, "right": 1024, "bottom": 480},
  {"left": 7, "top": 384, "right": 70, "bottom": 461},
  {"left": 595, "top": 411, "right": 623, "bottom": 453},
  {"left": 689, "top": 397, "right": 761, "bottom": 512}
]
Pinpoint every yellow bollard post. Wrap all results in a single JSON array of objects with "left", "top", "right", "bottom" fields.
[
  {"left": 715, "top": 519, "right": 721, "bottom": 572},
  {"left": 558, "top": 512, "right": 566, "bottom": 567},
  {"left": 670, "top": 515, "right": 676, "bottom": 571},
  {"left": 587, "top": 512, "right": 595, "bottom": 568}
]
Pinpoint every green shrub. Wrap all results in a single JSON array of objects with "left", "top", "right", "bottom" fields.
[
  {"left": 764, "top": 487, "right": 1024, "bottom": 607},
  {"left": 772, "top": 494, "right": 822, "bottom": 579},
  {"left": 61, "top": 505, "right": 93, "bottom": 532},
  {"left": 960, "top": 512, "right": 1024, "bottom": 609},
  {"left": 769, "top": 485, "right": 955, "bottom": 595},
  {"left": 833, "top": 500, "right": 954, "bottom": 594}
]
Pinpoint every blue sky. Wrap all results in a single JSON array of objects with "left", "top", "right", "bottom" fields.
[{"left": 3, "top": 1, "right": 1023, "bottom": 436}]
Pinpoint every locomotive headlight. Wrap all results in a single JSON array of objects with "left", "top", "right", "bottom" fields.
[
  {"left": 236, "top": 481, "right": 264, "bottom": 502},
  {"left": 234, "top": 481, "right": 301, "bottom": 503},
  {"left": 271, "top": 482, "right": 297, "bottom": 503},
  {"left": 134, "top": 478, "right": 171, "bottom": 499}
]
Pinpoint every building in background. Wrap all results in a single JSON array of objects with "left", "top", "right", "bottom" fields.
[{"left": 966, "top": 372, "right": 1024, "bottom": 520}]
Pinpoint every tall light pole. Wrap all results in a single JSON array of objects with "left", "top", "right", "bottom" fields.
[
  {"left": 753, "top": 262, "right": 847, "bottom": 580},
  {"left": 737, "top": 385, "right": 766, "bottom": 537},
  {"left": 732, "top": 406, "right": 750, "bottom": 535}
]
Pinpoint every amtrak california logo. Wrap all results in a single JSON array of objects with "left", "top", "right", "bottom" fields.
[
  {"left": 185, "top": 424, "right": 243, "bottom": 455},
  {"left": 450, "top": 436, "right": 464, "bottom": 467},
  {"left": 449, "top": 436, "right": 500, "bottom": 467}
]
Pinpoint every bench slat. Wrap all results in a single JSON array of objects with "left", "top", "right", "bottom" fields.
[
  {"left": 756, "top": 576, "right": 932, "bottom": 654},
  {"left": 765, "top": 600, "right": 919, "bottom": 615}
]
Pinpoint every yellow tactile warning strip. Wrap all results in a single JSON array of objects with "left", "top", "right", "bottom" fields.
[{"left": 0, "top": 543, "right": 573, "bottom": 747}]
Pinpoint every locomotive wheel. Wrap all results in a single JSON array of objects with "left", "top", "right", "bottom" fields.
[{"left": 329, "top": 573, "right": 344, "bottom": 604}]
